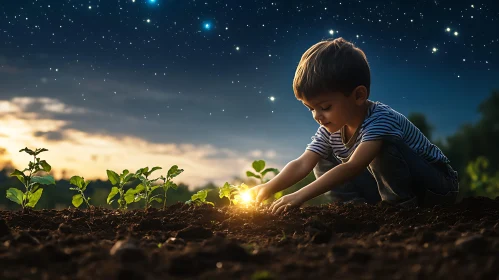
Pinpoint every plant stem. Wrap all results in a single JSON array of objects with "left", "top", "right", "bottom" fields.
[{"left": 163, "top": 189, "right": 167, "bottom": 210}]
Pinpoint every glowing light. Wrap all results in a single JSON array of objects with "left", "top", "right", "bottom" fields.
[
  {"left": 146, "top": 19, "right": 151, "bottom": 23},
  {"left": 269, "top": 96, "right": 275, "bottom": 101},
  {"left": 329, "top": 29, "right": 334, "bottom": 35},
  {"left": 240, "top": 191, "right": 253, "bottom": 204},
  {"left": 236, "top": 46, "right": 240, "bottom": 51},
  {"left": 446, "top": 27, "right": 451, "bottom": 32},
  {"left": 432, "top": 47, "right": 438, "bottom": 53},
  {"left": 203, "top": 22, "right": 212, "bottom": 30},
  {"left": 454, "top": 31, "right": 459, "bottom": 36}
]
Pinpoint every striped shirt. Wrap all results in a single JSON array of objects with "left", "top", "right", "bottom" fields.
[{"left": 306, "top": 100, "right": 450, "bottom": 164}]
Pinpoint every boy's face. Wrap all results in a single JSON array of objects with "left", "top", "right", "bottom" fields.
[{"left": 301, "top": 91, "right": 359, "bottom": 133}]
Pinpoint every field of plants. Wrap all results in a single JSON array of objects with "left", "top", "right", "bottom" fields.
[{"left": 1, "top": 148, "right": 498, "bottom": 279}]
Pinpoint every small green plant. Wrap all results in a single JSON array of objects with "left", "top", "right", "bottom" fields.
[
  {"left": 69, "top": 175, "right": 92, "bottom": 208},
  {"left": 219, "top": 182, "right": 251, "bottom": 205},
  {"left": 186, "top": 189, "right": 214, "bottom": 206},
  {"left": 466, "top": 156, "right": 499, "bottom": 198},
  {"left": 246, "top": 159, "right": 282, "bottom": 199},
  {"left": 158, "top": 165, "right": 183, "bottom": 209},
  {"left": 251, "top": 270, "right": 275, "bottom": 280},
  {"left": 6, "top": 147, "right": 55, "bottom": 210},
  {"left": 130, "top": 166, "right": 163, "bottom": 210},
  {"left": 106, "top": 169, "right": 136, "bottom": 211}
]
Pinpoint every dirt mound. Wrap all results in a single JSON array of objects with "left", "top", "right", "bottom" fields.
[{"left": 0, "top": 197, "right": 498, "bottom": 279}]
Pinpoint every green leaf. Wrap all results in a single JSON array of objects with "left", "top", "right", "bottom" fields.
[
  {"left": 170, "top": 182, "right": 178, "bottom": 190},
  {"left": 274, "top": 191, "right": 283, "bottom": 200},
  {"left": 167, "top": 165, "right": 184, "bottom": 179},
  {"left": 206, "top": 201, "right": 215, "bottom": 206},
  {"left": 39, "top": 160, "right": 51, "bottom": 172},
  {"left": 107, "top": 187, "right": 119, "bottom": 204},
  {"left": 147, "top": 166, "right": 162, "bottom": 177},
  {"left": 9, "top": 169, "right": 25, "bottom": 185},
  {"left": 123, "top": 172, "right": 135, "bottom": 183},
  {"left": 261, "top": 168, "right": 279, "bottom": 177},
  {"left": 72, "top": 194, "right": 84, "bottom": 208},
  {"left": 26, "top": 188, "right": 43, "bottom": 208},
  {"left": 135, "top": 184, "right": 146, "bottom": 193},
  {"left": 34, "top": 148, "right": 48, "bottom": 155},
  {"left": 120, "top": 169, "right": 130, "bottom": 180},
  {"left": 219, "top": 182, "right": 233, "bottom": 199},
  {"left": 150, "top": 197, "right": 163, "bottom": 203},
  {"left": 252, "top": 160, "right": 266, "bottom": 173},
  {"left": 31, "top": 175, "right": 55, "bottom": 185},
  {"left": 246, "top": 171, "right": 260, "bottom": 180},
  {"left": 191, "top": 189, "right": 209, "bottom": 202},
  {"left": 6, "top": 188, "right": 24, "bottom": 205},
  {"left": 106, "top": 170, "right": 120, "bottom": 185},
  {"left": 19, "top": 147, "right": 35, "bottom": 155},
  {"left": 69, "top": 175, "right": 84, "bottom": 189},
  {"left": 150, "top": 185, "right": 161, "bottom": 192}
]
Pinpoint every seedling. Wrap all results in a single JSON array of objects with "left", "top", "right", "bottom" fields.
[
  {"left": 130, "top": 166, "right": 163, "bottom": 210},
  {"left": 219, "top": 182, "right": 252, "bottom": 206},
  {"left": 158, "top": 165, "right": 183, "bottom": 209},
  {"left": 246, "top": 159, "right": 282, "bottom": 200},
  {"left": 185, "top": 189, "right": 214, "bottom": 206},
  {"left": 106, "top": 169, "right": 136, "bottom": 211},
  {"left": 6, "top": 147, "right": 55, "bottom": 210},
  {"left": 68, "top": 175, "right": 92, "bottom": 208}
]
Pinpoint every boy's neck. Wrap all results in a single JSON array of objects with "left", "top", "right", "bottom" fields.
[{"left": 345, "top": 100, "right": 370, "bottom": 134}]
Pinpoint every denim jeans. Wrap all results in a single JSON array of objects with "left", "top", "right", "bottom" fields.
[{"left": 313, "top": 136, "right": 459, "bottom": 207}]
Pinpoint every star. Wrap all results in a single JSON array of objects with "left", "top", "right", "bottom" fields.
[
  {"left": 454, "top": 31, "right": 459, "bottom": 36},
  {"left": 269, "top": 96, "right": 276, "bottom": 102},
  {"left": 203, "top": 22, "right": 212, "bottom": 30},
  {"left": 446, "top": 27, "right": 451, "bottom": 32},
  {"left": 329, "top": 29, "right": 334, "bottom": 35},
  {"left": 432, "top": 47, "right": 438, "bottom": 53}
]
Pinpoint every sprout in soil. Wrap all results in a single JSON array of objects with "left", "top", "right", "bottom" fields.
[
  {"left": 68, "top": 175, "right": 92, "bottom": 209},
  {"left": 185, "top": 189, "right": 214, "bottom": 206},
  {"left": 106, "top": 169, "right": 136, "bottom": 211},
  {"left": 6, "top": 147, "right": 55, "bottom": 210},
  {"left": 246, "top": 159, "right": 282, "bottom": 200},
  {"left": 158, "top": 165, "right": 183, "bottom": 209}
]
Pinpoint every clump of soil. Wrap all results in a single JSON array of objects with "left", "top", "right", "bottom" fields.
[{"left": 1, "top": 196, "right": 498, "bottom": 279}]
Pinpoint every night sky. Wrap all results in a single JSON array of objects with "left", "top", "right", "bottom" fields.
[{"left": 0, "top": 0, "right": 498, "bottom": 188}]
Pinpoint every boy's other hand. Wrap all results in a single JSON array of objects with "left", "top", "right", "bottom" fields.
[{"left": 269, "top": 193, "right": 304, "bottom": 215}]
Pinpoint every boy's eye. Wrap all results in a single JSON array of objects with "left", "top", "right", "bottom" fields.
[{"left": 322, "top": 105, "right": 331, "bottom": 110}]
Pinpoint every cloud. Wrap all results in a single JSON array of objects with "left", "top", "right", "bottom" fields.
[{"left": 0, "top": 97, "right": 277, "bottom": 189}]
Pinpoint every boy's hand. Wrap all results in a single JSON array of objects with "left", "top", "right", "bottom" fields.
[
  {"left": 269, "top": 193, "right": 304, "bottom": 215},
  {"left": 249, "top": 183, "right": 274, "bottom": 204}
]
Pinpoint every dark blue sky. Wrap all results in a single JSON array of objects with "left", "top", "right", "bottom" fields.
[{"left": 0, "top": 0, "right": 498, "bottom": 186}]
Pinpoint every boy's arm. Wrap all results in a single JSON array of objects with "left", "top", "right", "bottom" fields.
[
  {"left": 293, "top": 140, "right": 382, "bottom": 203},
  {"left": 263, "top": 150, "right": 321, "bottom": 195}
]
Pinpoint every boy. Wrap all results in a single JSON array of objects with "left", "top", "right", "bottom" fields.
[{"left": 251, "top": 37, "right": 459, "bottom": 215}]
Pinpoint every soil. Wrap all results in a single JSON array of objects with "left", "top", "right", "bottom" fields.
[{"left": 1, "top": 197, "right": 499, "bottom": 280}]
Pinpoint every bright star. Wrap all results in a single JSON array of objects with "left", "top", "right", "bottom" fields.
[
  {"left": 269, "top": 96, "right": 275, "bottom": 101},
  {"left": 203, "top": 22, "right": 212, "bottom": 30},
  {"left": 236, "top": 46, "right": 240, "bottom": 51},
  {"left": 446, "top": 27, "right": 451, "bottom": 32},
  {"left": 146, "top": 19, "right": 151, "bottom": 23},
  {"left": 329, "top": 29, "right": 334, "bottom": 35},
  {"left": 432, "top": 47, "right": 438, "bottom": 53},
  {"left": 454, "top": 31, "right": 459, "bottom": 36}
]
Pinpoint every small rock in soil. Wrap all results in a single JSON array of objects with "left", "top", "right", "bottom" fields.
[
  {"left": 110, "top": 239, "right": 146, "bottom": 263},
  {"left": 0, "top": 219, "right": 11, "bottom": 238},
  {"left": 14, "top": 231, "right": 40, "bottom": 245},
  {"left": 165, "top": 237, "right": 186, "bottom": 246},
  {"left": 455, "top": 235, "right": 488, "bottom": 254},
  {"left": 176, "top": 225, "right": 213, "bottom": 240},
  {"left": 57, "top": 223, "right": 71, "bottom": 234}
]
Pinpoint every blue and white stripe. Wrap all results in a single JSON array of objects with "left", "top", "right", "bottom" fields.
[{"left": 306, "top": 100, "right": 450, "bottom": 164}]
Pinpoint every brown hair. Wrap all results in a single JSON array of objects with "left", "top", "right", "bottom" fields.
[{"left": 293, "top": 37, "right": 371, "bottom": 100}]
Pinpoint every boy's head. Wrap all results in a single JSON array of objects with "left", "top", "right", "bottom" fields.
[
  {"left": 293, "top": 37, "right": 371, "bottom": 101},
  {"left": 293, "top": 38, "right": 371, "bottom": 132}
]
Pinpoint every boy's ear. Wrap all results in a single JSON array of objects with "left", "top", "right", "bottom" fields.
[{"left": 353, "top": 86, "right": 368, "bottom": 105}]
